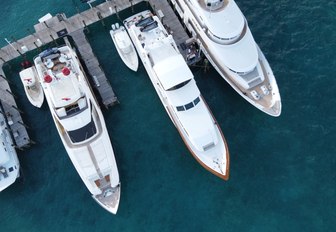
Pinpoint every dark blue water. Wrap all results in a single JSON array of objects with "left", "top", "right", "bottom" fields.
[{"left": 1, "top": 1, "right": 335, "bottom": 231}]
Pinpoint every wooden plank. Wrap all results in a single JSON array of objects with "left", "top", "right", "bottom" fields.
[{"left": 0, "top": 67, "right": 31, "bottom": 149}]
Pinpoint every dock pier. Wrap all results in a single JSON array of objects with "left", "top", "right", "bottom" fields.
[
  {"left": 148, "top": 0, "right": 189, "bottom": 51},
  {"left": 0, "top": 67, "right": 31, "bottom": 150}
]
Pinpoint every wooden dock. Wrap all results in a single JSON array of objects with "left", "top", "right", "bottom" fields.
[
  {"left": 0, "top": 0, "right": 143, "bottom": 63},
  {"left": 0, "top": 67, "right": 31, "bottom": 149},
  {"left": 66, "top": 32, "right": 118, "bottom": 107},
  {"left": 148, "top": 0, "right": 193, "bottom": 59}
]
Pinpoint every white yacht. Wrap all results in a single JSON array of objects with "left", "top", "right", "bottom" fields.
[
  {"left": 124, "top": 11, "right": 230, "bottom": 180},
  {"left": 110, "top": 23, "right": 139, "bottom": 71},
  {"left": 19, "top": 66, "right": 44, "bottom": 108},
  {"left": 0, "top": 106, "right": 20, "bottom": 192},
  {"left": 169, "top": 0, "right": 281, "bottom": 116},
  {"left": 34, "top": 46, "right": 121, "bottom": 214}
]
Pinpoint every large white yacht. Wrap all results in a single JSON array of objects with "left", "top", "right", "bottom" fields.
[
  {"left": 124, "top": 11, "right": 230, "bottom": 180},
  {"left": 34, "top": 46, "right": 120, "bottom": 213},
  {"left": 169, "top": 0, "right": 281, "bottom": 116},
  {"left": 0, "top": 105, "right": 20, "bottom": 192}
]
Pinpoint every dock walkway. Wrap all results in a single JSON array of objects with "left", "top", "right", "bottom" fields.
[
  {"left": 0, "top": 67, "right": 31, "bottom": 149},
  {"left": 148, "top": 0, "right": 193, "bottom": 59},
  {"left": 0, "top": 0, "right": 143, "bottom": 63}
]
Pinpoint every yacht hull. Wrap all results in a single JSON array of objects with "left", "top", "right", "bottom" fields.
[
  {"left": 169, "top": 0, "right": 282, "bottom": 116},
  {"left": 34, "top": 45, "right": 120, "bottom": 214},
  {"left": 171, "top": 100, "right": 230, "bottom": 180},
  {"left": 125, "top": 11, "right": 229, "bottom": 180}
]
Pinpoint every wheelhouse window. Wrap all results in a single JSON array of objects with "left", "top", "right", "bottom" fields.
[
  {"left": 185, "top": 102, "right": 194, "bottom": 110},
  {"left": 176, "top": 106, "right": 185, "bottom": 111},
  {"left": 68, "top": 117, "right": 97, "bottom": 143},
  {"left": 175, "top": 96, "right": 201, "bottom": 112},
  {"left": 193, "top": 97, "right": 200, "bottom": 106}
]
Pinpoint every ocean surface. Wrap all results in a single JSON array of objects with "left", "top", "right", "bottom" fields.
[{"left": 1, "top": 0, "right": 335, "bottom": 231}]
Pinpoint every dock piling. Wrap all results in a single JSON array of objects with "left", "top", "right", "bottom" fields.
[
  {"left": 50, "top": 34, "right": 58, "bottom": 46},
  {"left": 83, "top": 20, "right": 90, "bottom": 33},
  {"left": 114, "top": 6, "right": 120, "bottom": 20},
  {"left": 11, "top": 105, "right": 24, "bottom": 114},
  {"left": 130, "top": 0, "right": 134, "bottom": 13},
  {"left": 18, "top": 121, "right": 30, "bottom": 129},
  {"left": 5, "top": 89, "right": 17, "bottom": 99}
]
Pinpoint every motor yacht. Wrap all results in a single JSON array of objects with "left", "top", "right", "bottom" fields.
[
  {"left": 169, "top": 0, "right": 281, "bottom": 116},
  {"left": 19, "top": 65, "right": 44, "bottom": 108},
  {"left": 34, "top": 46, "right": 121, "bottom": 213},
  {"left": 0, "top": 105, "right": 20, "bottom": 192},
  {"left": 110, "top": 23, "right": 139, "bottom": 71},
  {"left": 124, "top": 11, "right": 229, "bottom": 180}
]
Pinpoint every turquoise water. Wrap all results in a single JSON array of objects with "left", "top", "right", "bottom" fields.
[{"left": 1, "top": 0, "right": 336, "bottom": 231}]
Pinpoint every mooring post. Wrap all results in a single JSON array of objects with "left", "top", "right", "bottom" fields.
[
  {"left": 115, "top": 5, "right": 120, "bottom": 20},
  {"left": 12, "top": 105, "right": 24, "bottom": 114},
  {"left": 18, "top": 121, "right": 30, "bottom": 129},
  {"left": 204, "top": 58, "right": 209, "bottom": 73},
  {"left": 97, "top": 11, "right": 105, "bottom": 27},
  {"left": 130, "top": 0, "right": 134, "bottom": 13},
  {"left": 50, "top": 34, "right": 58, "bottom": 46},
  {"left": 0, "top": 74, "right": 10, "bottom": 84},
  {"left": 82, "top": 20, "right": 90, "bottom": 33},
  {"left": 6, "top": 89, "right": 17, "bottom": 99},
  {"left": 43, "top": 21, "right": 49, "bottom": 28}
]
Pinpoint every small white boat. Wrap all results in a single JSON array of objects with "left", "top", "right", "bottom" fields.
[
  {"left": 19, "top": 66, "right": 44, "bottom": 108},
  {"left": 110, "top": 23, "right": 139, "bottom": 71}
]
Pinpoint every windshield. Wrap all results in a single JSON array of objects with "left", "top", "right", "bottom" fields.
[{"left": 67, "top": 117, "right": 97, "bottom": 143}]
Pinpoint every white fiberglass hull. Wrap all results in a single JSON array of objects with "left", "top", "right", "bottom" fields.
[
  {"left": 200, "top": 42, "right": 282, "bottom": 116},
  {"left": 170, "top": 0, "right": 281, "bottom": 116},
  {"left": 170, "top": 97, "right": 230, "bottom": 179},
  {"left": 19, "top": 66, "right": 44, "bottom": 108},
  {"left": 125, "top": 11, "right": 229, "bottom": 179},
  {"left": 110, "top": 25, "right": 139, "bottom": 71},
  {"left": 34, "top": 45, "right": 120, "bottom": 214}
]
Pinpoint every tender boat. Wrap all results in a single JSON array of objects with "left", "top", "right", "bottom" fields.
[
  {"left": 19, "top": 66, "right": 44, "bottom": 108},
  {"left": 124, "top": 11, "right": 230, "bottom": 180},
  {"left": 34, "top": 46, "right": 121, "bottom": 213},
  {"left": 169, "top": 0, "right": 282, "bottom": 116},
  {"left": 110, "top": 23, "right": 139, "bottom": 71},
  {"left": 0, "top": 105, "right": 20, "bottom": 192}
]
